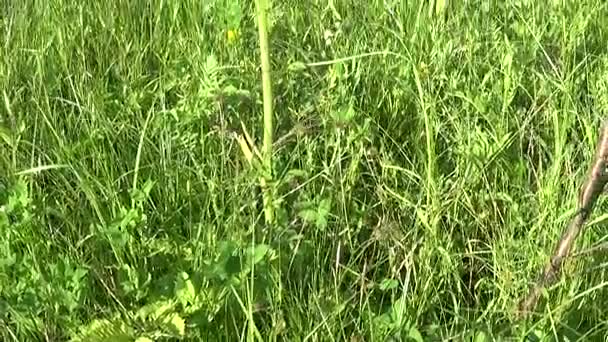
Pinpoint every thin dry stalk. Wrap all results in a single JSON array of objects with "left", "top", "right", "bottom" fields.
[{"left": 517, "top": 120, "right": 608, "bottom": 318}]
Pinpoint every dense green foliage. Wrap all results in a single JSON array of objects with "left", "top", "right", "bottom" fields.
[{"left": 3, "top": 0, "right": 608, "bottom": 340}]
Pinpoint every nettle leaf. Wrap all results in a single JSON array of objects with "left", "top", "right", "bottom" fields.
[
  {"left": 298, "top": 208, "right": 318, "bottom": 224},
  {"left": 130, "top": 179, "right": 156, "bottom": 204},
  {"left": 298, "top": 198, "right": 331, "bottom": 230},
  {"left": 118, "top": 264, "right": 138, "bottom": 296},
  {"left": 372, "top": 312, "right": 392, "bottom": 331},
  {"left": 136, "top": 300, "right": 175, "bottom": 321},
  {"left": 72, "top": 318, "right": 133, "bottom": 342},
  {"left": 286, "top": 169, "right": 309, "bottom": 180},
  {"left": 316, "top": 198, "right": 331, "bottom": 230},
  {"left": 7, "top": 178, "right": 29, "bottom": 212},
  {"left": 142, "top": 179, "right": 156, "bottom": 197},
  {"left": 288, "top": 62, "right": 308, "bottom": 73},
  {"left": 205, "top": 54, "right": 218, "bottom": 73},
  {"left": 135, "top": 299, "right": 185, "bottom": 337},
  {"left": 163, "top": 313, "right": 185, "bottom": 337},
  {"left": 223, "top": 0, "right": 242, "bottom": 29},
  {"left": 175, "top": 272, "right": 196, "bottom": 308},
  {"left": 379, "top": 279, "right": 399, "bottom": 291},
  {"left": 71, "top": 267, "right": 88, "bottom": 286},
  {"left": 206, "top": 240, "right": 242, "bottom": 283},
  {"left": 244, "top": 244, "right": 271, "bottom": 270},
  {"left": 333, "top": 104, "right": 356, "bottom": 125},
  {"left": 391, "top": 298, "right": 406, "bottom": 322},
  {"left": 236, "top": 244, "right": 276, "bottom": 280}
]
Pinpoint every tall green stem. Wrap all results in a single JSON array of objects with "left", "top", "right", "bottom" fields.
[{"left": 255, "top": 0, "right": 274, "bottom": 224}]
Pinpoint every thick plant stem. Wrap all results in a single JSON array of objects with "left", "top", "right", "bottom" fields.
[
  {"left": 517, "top": 120, "right": 608, "bottom": 317},
  {"left": 255, "top": 0, "right": 274, "bottom": 224}
]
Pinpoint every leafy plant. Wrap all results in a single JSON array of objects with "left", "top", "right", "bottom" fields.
[{"left": 4, "top": 0, "right": 608, "bottom": 340}]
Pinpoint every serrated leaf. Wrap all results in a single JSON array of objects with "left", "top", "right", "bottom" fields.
[
  {"left": 131, "top": 179, "right": 155, "bottom": 204},
  {"left": 224, "top": 0, "right": 242, "bottom": 29},
  {"left": 388, "top": 297, "right": 407, "bottom": 325},
  {"left": 334, "top": 105, "right": 356, "bottom": 124},
  {"left": 288, "top": 62, "right": 307, "bottom": 72},
  {"left": 136, "top": 300, "right": 175, "bottom": 321},
  {"left": 286, "top": 169, "right": 308, "bottom": 179},
  {"left": 205, "top": 55, "right": 218, "bottom": 73},
  {"left": 72, "top": 318, "right": 133, "bottom": 342},
  {"left": 379, "top": 278, "right": 399, "bottom": 291},
  {"left": 222, "top": 84, "right": 238, "bottom": 95},
  {"left": 318, "top": 198, "right": 331, "bottom": 216},
  {"left": 175, "top": 272, "right": 196, "bottom": 307},
  {"left": 246, "top": 244, "right": 270, "bottom": 266},
  {"left": 315, "top": 216, "right": 328, "bottom": 230},
  {"left": 316, "top": 198, "right": 331, "bottom": 230},
  {"left": 142, "top": 179, "right": 156, "bottom": 197},
  {"left": 298, "top": 208, "right": 318, "bottom": 224},
  {"left": 372, "top": 311, "right": 394, "bottom": 332},
  {"left": 164, "top": 313, "right": 185, "bottom": 337},
  {"left": 153, "top": 301, "right": 174, "bottom": 320}
]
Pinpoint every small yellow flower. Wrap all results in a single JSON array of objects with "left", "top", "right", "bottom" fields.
[{"left": 226, "top": 29, "right": 238, "bottom": 43}]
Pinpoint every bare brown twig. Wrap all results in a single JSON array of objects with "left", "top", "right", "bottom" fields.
[{"left": 517, "top": 120, "right": 608, "bottom": 318}]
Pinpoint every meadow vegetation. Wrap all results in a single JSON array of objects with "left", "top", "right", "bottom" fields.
[{"left": 3, "top": 0, "right": 608, "bottom": 340}]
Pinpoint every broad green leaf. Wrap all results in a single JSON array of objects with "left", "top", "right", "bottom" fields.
[
  {"left": 316, "top": 198, "right": 331, "bottom": 230},
  {"left": 152, "top": 301, "right": 175, "bottom": 320},
  {"left": 389, "top": 297, "right": 407, "bottom": 325},
  {"left": 408, "top": 326, "right": 424, "bottom": 342},
  {"left": 379, "top": 279, "right": 399, "bottom": 291},
  {"left": 298, "top": 208, "right": 318, "bottom": 224},
  {"left": 288, "top": 62, "right": 307, "bottom": 73},
  {"left": 7, "top": 178, "right": 29, "bottom": 211},
  {"left": 72, "top": 318, "right": 133, "bottom": 342},
  {"left": 315, "top": 216, "right": 328, "bottom": 230},
  {"left": 334, "top": 105, "right": 356, "bottom": 124},
  {"left": 224, "top": 0, "right": 242, "bottom": 29},
  {"left": 205, "top": 55, "right": 218, "bottom": 75},
  {"left": 373, "top": 312, "right": 392, "bottom": 330},
  {"left": 164, "top": 313, "right": 185, "bottom": 337},
  {"left": 175, "top": 272, "right": 196, "bottom": 307},
  {"left": 318, "top": 198, "right": 331, "bottom": 217},
  {"left": 286, "top": 169, "right": 309, "bottom": 180},
  {"left": 142, "top": 179, "right": 156, "bottom": 197},
  {"left": 246, "top": 244, "right": 270, "bottom": 266},
  {"left": 136, "top": 300, "right": 175, "bottom": 321}
]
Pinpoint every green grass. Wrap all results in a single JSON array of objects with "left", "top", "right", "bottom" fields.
[{"left": 3, "top": 0, "right": 608, "bottom": 340}]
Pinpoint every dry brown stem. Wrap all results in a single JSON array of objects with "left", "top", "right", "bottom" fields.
[{"left": 517, "top": 120, "right": 608, "bottom": 318}]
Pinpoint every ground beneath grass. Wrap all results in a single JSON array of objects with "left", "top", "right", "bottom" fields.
[{"left": 3, "top": 0, "right": 608, "bottom": 340}]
